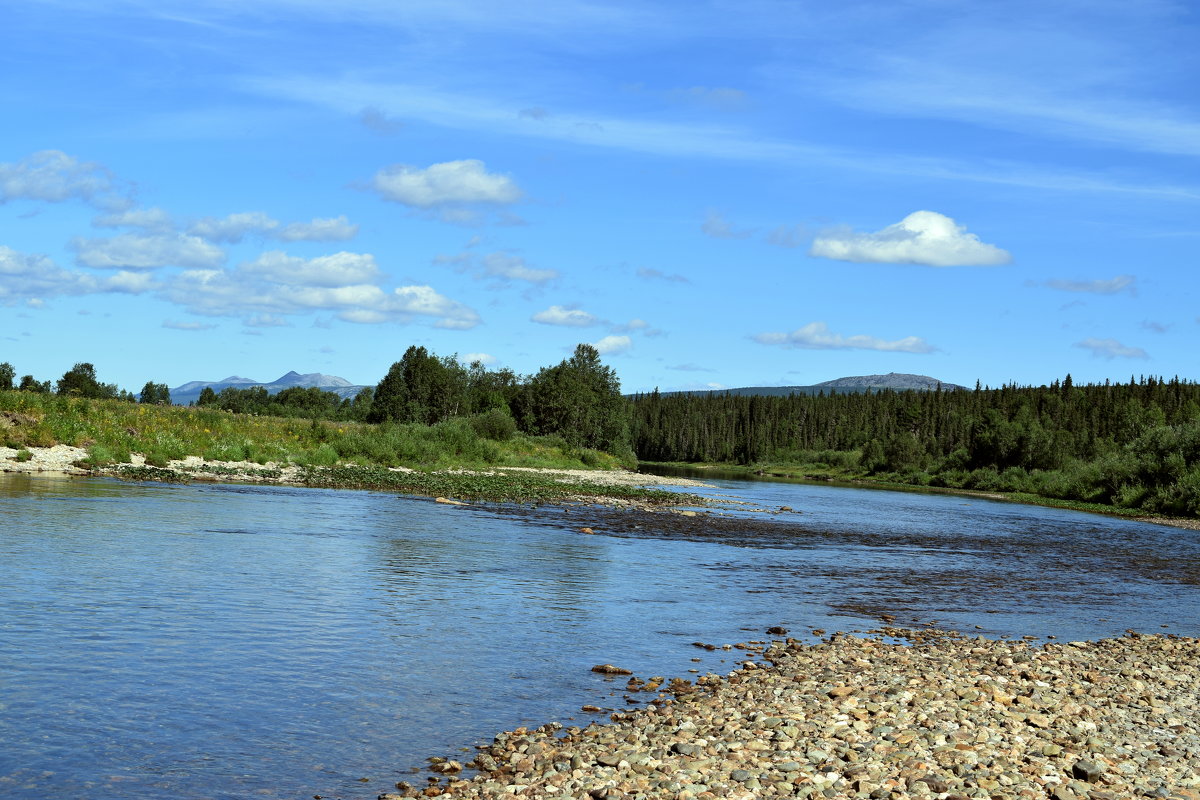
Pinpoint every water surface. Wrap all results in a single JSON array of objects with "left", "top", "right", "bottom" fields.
[{"left": 1, "top": 473, "right": 1196, "bottom": 799}]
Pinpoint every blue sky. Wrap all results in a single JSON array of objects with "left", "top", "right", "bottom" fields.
[{"left": 2, "top": 0, "right": 1197, "bottom": 394}]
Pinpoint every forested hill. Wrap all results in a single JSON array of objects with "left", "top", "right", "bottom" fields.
[
  {"left": 630, "top": 376, "right": 1200, "bottom": 517},
  {"left": 652, "top": 372, "right": 967, "bottom": 397}
]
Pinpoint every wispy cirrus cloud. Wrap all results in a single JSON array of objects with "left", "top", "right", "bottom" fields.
[
  {"left": 1074, "top": 337, "right": 1148, "bottom": 360},
  {"left": 1040, "top": 275, "right": 1136, "bottom": 295},
  {"left": 754, "top": 321, "right": 936, "bottom": 353}
]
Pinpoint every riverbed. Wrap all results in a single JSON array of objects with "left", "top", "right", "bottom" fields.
[{"left": 1, "top": 473, "right": 1197, "bottom": 799}]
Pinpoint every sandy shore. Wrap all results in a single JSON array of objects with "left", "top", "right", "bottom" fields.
[{"left": 386, "top": 631, "right": 1200, "bottom": 800}]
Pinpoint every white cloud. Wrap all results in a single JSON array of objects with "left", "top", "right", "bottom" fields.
[
  {"left": 189, "top": 212, "right": 358, "bottom": 243},
  {"left": 1074, "top": 337, "right": 1149, "bottom": 360},
  {"left": 188, "top": 211, "right": 279, "bottom": 243},
  {"left": 103, "top": 270, "right": 157, "bottom": 294},
  {"left": 94, "top": 207, "right": 174, "bottom": 232},
  {"left": 0, "top": 150, "right": 119, "bottom": 207},
  {"left": 391, "top": 285, "right": 481, "bottom": 329},
  {"left": 160, "top": 265, "right": 480, "bottom": 330},
  {"left": 532, "top": 305, "right": 600, "bottom": 327},
  {"left": 482, "top": 252, "right": 558, "bottom": 284},
  {"left": 163, "top": 320, "right": 219, "bottom": 331},
  {"left": 460, "top": 352, "right": 497, "bottom": 366},
  {"left": 239, "top": 251, "right": 381, "bottom": 287},
  {"left": 810, "top": 211, "right": 1011, "bottom": 267},
  {"left": 754, "top": 321, "right": 936, "bottom": 353},
  {"left": 1043, "top": 275, "right": 1136, "bottom": 295},
  {"left": 701, "top": 209, "right": 752, "bottom": 240},
  {"left": 73, "top": 233, "right": 226, "bottom": 270},
  {"left": 0, "top": 246, "right": 96, "bottom": 304},
  {"left": 370, "top": 159, "right": 522, "bottom": 208},
  {"left": 276, "top": 215, "right": 359, "bottom": 241},
  {"left": 592, "top": 335, "right": 632, "bottom": 355}
]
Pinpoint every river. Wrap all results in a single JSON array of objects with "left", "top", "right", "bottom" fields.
[{"left": 1, "top": 472, "right": 1197, "bottom": 799}]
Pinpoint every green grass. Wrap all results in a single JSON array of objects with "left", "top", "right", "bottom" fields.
[{"left": 0, "top": 390, "right": 630, "bottom": 473}]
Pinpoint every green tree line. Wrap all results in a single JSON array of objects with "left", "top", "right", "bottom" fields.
[
  {"left": 3, "top": 344, "right": 632, "bottom": 458},
  {"left": 629, "top": 376, "right": 1200, "bottom": 516}
]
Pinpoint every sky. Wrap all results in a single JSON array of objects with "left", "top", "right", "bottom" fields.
[{"left": 2, "top": 0, "right": 1198, "bottom": 394}]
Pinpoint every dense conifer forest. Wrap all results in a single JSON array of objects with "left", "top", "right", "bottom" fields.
[{"left": 630, "top": 376, "right": 1200, "bottom": 516}]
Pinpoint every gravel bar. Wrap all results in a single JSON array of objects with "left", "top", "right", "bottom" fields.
[{"left": 385, "top": 630, "right": 1199, "bottom": 800}]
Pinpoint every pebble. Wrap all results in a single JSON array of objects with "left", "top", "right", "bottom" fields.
[{"left": 382, "top": 631, "right": 1200, "bottom": 800}]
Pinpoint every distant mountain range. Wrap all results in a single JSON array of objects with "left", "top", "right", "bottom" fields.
[
  {"left": 170, "top": 371, "right": 368, "bottom": 406},
  {"left": 171, "top": 369, "right": 967, "bottom": 406},
  {"left": 649, "top": 372, "right": 968, "bottom": 398}
]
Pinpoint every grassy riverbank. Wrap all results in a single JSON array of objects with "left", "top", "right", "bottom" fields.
[
  {"left": 0, "top": 391, "right": 708, "bottom": 506},
  {"left": 0, "top": 391, "right": 627, "bottom": 471}
]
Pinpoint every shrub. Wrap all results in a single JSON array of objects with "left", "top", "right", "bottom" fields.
[
  {"left": 468, "top": 408, "right": 517, "bottom": 441},
  {"left": 14, "top": 448, "right": 32, "bottom": 463}
]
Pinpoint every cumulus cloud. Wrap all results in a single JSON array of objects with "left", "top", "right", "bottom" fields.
[
  {"left": 531, "top": 305, "right": 600, "bottom": 327},
  {"left": 460, "top": 352, "right": 497, "bottom": 366},
  {"left": 0, "top": 246, "right": 96, "bottom": 304},
  {"left": 753, "top": 321, "right": 936, "bottom": 353},
  {"left": 482, "top": 252, "right": 558, "bottom": 284},
  {"left": 370, "top": 159, "right": 522, "bottom": 208},
  {"left": 103, "top": 270, "right": 157, "bottom": 294},
  {"left": 591, "top": 335, "right": 632, "bottom": 355},
  {"left": 188, "top": 212, "right": 358, "bottom": 243},
  {"left": 276, "top": 215, "right": 358, "bottom": 242},
  {"left": 72, "top": 233, "right": 226, "bottom": 270},
  {"left": 701, "top": 210, "right": 752, "bottom": 240},
  {"left": 188, "top": 211, "right": 278, "bottom": 243},
  {"left": 1074, "top": 338, "right": 1149, "bottom": 360},
  {"left": 0, "top": 150, "right": 122, "bottom": 207},
  {"left": 239, "top": 251, "right": 382, "bottom": 287},
  {"left": 1042, "top": 275, "right": 1136, "bottom": 295},
  {"left": 810, "top": 211, "right": 1011, "bottom": 267},
  {"left": 94, "top": 207, "right": 174, "bottom": 232},
  {"left": 152, "top": 243, "right": 480, "bottom": 330}
]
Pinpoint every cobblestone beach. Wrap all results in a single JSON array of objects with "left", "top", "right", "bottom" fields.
[{"left": 388, "top": 631, "right": 1199, "bottom": 800}]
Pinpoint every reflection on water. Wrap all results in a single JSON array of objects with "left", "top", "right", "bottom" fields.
[{"left": 1, "top": 473, "right": 1197, "bottom": 800}]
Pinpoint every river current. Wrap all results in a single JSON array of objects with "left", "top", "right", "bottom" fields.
[{"left": 1, "top": 472, "right": 1197, "bottom": 799}]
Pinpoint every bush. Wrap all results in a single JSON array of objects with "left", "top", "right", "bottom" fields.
[
  {"left": 468, "top": 408, "right": 517, "bottom": 441},
  {"left": 14, "top": 448, "right": 32, "bottom": 463}
]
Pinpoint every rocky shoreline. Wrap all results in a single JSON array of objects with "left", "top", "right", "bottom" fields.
[{"left": 388, "top": 631, "right": 1199, "bottom": 800}]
